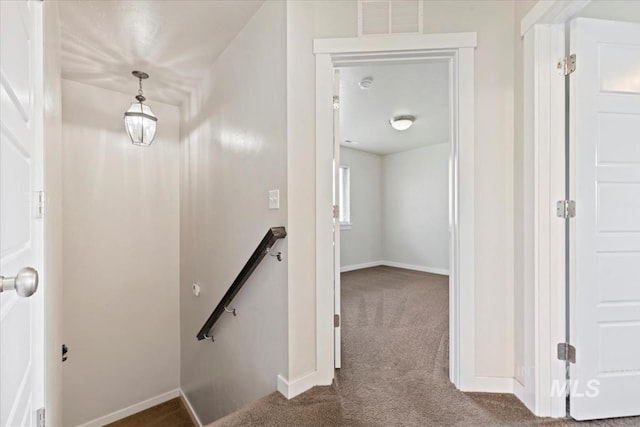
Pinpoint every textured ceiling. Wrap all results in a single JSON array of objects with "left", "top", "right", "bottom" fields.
[
  {"left": 339, "top": 61, "right": 450, "bottom": 155},
  {"left": 59, "top": 0, "right": 263, "bottom": 106}
]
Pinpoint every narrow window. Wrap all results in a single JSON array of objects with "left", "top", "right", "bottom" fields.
[{"left": 339, "top": 165, "right": 351, "bottom": 227}]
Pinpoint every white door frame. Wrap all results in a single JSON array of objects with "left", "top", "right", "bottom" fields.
[
  {"left": 519, "top": 0, "right": 592, "bottom": 418},
  {"left": 313, "top": 33, "right": 477, "bottom": 390}
]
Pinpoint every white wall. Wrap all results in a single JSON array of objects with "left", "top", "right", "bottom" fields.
[
  {"left": 286, "top": 0, "right": 518, "bottom": 384},
  {"left": 340, "top": 147, "right": 383, "bottom": 268},
  {"left": 383, "top": 144, "right": 449, "bottom": 273},
  {"left": 61, "top": 80, "right": 180, "bottom": 427},
  {"left": 179, "top": 1, "right": 288, "bottom": 424},
  {"left": 340, "top": 144, "right": 449, "bottom": 274}
]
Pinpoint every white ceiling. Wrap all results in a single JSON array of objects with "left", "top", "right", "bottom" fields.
[
  {"left": 339, "top": 61, "right": 450, "bottom": 155},
  {"left": 59, "top": 0, "right": 263, "bottom": 106}
]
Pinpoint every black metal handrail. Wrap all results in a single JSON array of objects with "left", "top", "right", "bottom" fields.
[{"left": 196, "top": 226, "right": 287, "bottom": 341}]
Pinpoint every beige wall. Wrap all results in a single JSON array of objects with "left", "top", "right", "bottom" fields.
[
  {"left": 43, "top": 1, "right": 63, "bottom": 425},
  {"left": 284, "top": 0, "right": 359, "bottom": 381},
  {"left": 513, "top": 0, "right": 539, "bottom": 387},
  {"left": 419, "top": 0, "right": 517, "bottom": 378},
  {"left": 285, "top": 0, "right": 321, "bottom": 381},
  {"left": 61, "top": 80, "right": 180, "bottom": 426},
  {"left": 286, "top": 0, "right": 522, "bottom": 382},
  {"left": 179, "top": 1, "right": 288, "bottom": 424}
]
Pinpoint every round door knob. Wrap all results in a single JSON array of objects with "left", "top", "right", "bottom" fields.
[
  {"left": 15, "top": 267, "right": 38, "bottom": 297},
  {"left": 0, "top": 267, "right": 39, "bottom": 297}
]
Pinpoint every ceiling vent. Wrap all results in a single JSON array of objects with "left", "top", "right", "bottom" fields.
[{"left": 358, "top": 0, "right": 423, "bottom": 36}]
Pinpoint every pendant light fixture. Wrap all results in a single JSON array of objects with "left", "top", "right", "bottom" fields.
[{"left": 124, "top": 70, "right": 157, "bottom": 146}]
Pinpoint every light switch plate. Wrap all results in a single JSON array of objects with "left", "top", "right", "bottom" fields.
[
  {"left": 269, "top": 189, "right": 280, "bottom": 209},
  {"left": 192, "top": 283, "right": 201, "bottom": 297}
]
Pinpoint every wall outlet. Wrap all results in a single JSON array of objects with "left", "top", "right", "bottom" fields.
[
  {"left": 268, "top": 189, "right": 280, "bottom": 209},
  {"left": 192, "top": 283, "right": 201, "bottom": 297}
]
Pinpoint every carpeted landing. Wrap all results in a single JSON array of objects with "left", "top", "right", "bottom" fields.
[{"left": 210, "top": 266, "right": 640, "bottom": 427}]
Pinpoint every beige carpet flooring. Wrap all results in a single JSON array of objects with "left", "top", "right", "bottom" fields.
[{"left": 210, "top": 266, "right": 640, "bottom": 427}]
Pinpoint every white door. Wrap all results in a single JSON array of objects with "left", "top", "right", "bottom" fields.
[
  {"left": 0, "top": 0, "right": 45, "bottom": 426},
  {"left": 570, "top": 17, "right": 640, "bottom": 421},
  {"left": 333, "top": 69, "right": 342, "bottom": 369}
]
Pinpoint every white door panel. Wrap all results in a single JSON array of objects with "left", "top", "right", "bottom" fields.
[
  {"left": 0, "top": 0, "right": 44, "bottom": 426},
  {"left": 570, "top": 17, "right": 640, "bottom": 421},
  {"left": 598, "top": 45, "right": 640, "bottom": 94},
  {"left": 0, "top": 2, "right": 32, "bottom": 120}
]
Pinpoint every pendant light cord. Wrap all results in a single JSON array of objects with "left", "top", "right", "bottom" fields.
[{"left": 135, "top": 76, "right": 146, "bottom": 103}]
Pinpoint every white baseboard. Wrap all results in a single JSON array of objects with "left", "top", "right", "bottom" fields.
[
  {"left": 75, "top": 389, "right": 180, "bottom": 427},
  {"left": 277, "top": 371, "right": 512, "bottom": 401},
  {"left": 381, "top": 261, "right": 449, "bottom": 276},
  {"left": 340, "top": 261, "right": 383, "bottom": 272},
  {"left": 462, "top": 376, "right": 515, "bottom": 393},
  {"left": 276, "top": 371, "right": 318, "bottom": 399},
  {"left": 340, "top": 260, "right": 449, "bottom": 275},
  {"left": 179, "top": 389, "right": 203, "bottom": 427}
]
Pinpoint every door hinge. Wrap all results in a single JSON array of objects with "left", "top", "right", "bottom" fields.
[
  {"left": 35, "top": 191, "right": 45, "bottom": 218},
  {"left": 333, "top": 205, "right": 340, "bottom": 219},
  {"left": 333, "top": 96, "right": 340, "bottom": 110},
  {"left": 557, "top": 54, "right": 576, "bottom": 76},
  {"left": 557, "top": 343, "right": 576, "bottom": 363},
  {"left": 556, "top": 200, "right": 576, "bottom": 219},
  {"left": 334, "top": 314, "right": 340, "bottom": 327},
  {"left": 36, "top": 407, "right": 45, "bottom": 427},
  {"left": 62, "top": 344, "right": 69, "bottom": 362}
]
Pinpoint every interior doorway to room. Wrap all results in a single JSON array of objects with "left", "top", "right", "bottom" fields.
[
  {"left": 315, "top": 33, "right": 476, "bottom": 395},
  {"left": 332, "top": 60, "right": 452, "bottom": 373}
]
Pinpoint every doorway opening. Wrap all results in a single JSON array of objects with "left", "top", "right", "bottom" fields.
[
  {"left": 334, "top": 60, "right": 452, "bottom": 388},
  {"left": 314, "top": 34, "right": 478, "bottom": 391}
]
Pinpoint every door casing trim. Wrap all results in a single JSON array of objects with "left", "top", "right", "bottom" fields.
[
  {"left": 313, "top": 32, "right": 478, "bottom": 391},
  {"left": 519, "top": 0, "right": 592, "bottom": 417}
]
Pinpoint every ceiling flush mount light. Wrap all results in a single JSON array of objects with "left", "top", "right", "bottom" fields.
[
  {"left": 124, "top": 71, "right": 157, "bottom": 146},
  {"left": 389, "top": 115, "right": 415, "bottom": 131},
  {"left": 359, "top": 77, "right": 374, "bottom": 89}
]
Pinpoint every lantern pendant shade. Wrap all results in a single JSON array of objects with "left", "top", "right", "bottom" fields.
[
  {"left": 124, "top": 101, "right": 157, "bottom": 146},
  {"left": 124, "top": 70, "right": 157, "bottom": 146}
]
